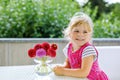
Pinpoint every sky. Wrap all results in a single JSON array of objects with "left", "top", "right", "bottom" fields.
[
  {"left": 76, "top": 0, "right": 120, "bottom": 6},
  {"left": 105, "top": 0, "right": 120, "bottom": 4}
]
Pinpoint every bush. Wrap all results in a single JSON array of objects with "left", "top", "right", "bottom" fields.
[
  {"left": 0, "top": 0, "right": 39, "bottom": 37},
  {"left": 0, "top": 0, "right": 119, "bottom": 38},
  {"left": 0, "top": 0, "right": 80, "bottom": 38},
  {"left": 94, "top": 12, "right": 120, "bottom": 38},
  {"left": 82, "top": 3, "right": 120, "bottom": 38}
]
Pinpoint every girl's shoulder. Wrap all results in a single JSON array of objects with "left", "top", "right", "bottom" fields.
[
  {"left": 82, "top": 45, "right": 98, "bottom": 61},
  {"left": 63, "top": 43, "right": 71, "bottom": 57}
]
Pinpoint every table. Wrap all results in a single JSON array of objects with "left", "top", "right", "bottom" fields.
[{"left": 0, "top": 65, "right": 87, "bottom": 80}]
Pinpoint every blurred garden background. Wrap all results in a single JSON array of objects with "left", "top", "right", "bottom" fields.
[{"left": 0, "top": 0, "right": 120, "bottom": 38}]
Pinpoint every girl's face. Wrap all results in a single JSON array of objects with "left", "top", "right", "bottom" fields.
[{"left": 69, "top": 24, "right": 91, "bottom": 49}]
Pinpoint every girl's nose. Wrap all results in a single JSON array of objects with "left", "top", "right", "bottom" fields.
[{"left": 77, "top": 32, "right": 84, "bottom": 36}]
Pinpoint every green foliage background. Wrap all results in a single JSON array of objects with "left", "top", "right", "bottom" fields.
[{"left": 0, "top": 0, "right": 120, "bottom": 38}]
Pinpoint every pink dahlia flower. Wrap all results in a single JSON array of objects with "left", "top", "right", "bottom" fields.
[{"left": 36, "top": 48, "right": 46, "bottom": 58}]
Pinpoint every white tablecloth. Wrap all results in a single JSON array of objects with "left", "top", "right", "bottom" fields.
[{"left": 0, "top": 65, "right": 87, "bottom": 80}]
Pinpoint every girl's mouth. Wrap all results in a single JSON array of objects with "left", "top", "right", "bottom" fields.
[{"left": 76, "top": 38, "right": 84, "bottom": 41}]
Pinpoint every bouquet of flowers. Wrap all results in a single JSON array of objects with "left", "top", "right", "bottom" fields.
[
  {"left": 28, "top": 42, "right": 57, "bottom": 58},
  {"left": 27, "top": 42, "right": 58, "bottom": 76}
]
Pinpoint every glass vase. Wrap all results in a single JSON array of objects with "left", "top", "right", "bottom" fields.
[{"left": 34, "top": 56, "right": 53, "bottom": 80}]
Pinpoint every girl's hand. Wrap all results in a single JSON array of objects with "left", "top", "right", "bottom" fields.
[{"left": 53, "top": 65, "right": 64, "bottom": 76}]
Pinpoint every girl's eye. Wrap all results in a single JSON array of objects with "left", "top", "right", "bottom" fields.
[
  {"left": 83, "top": 31, "right": 87, "bottom": 33},
  {"left": 74, "top": 30, "right": 79, "bottom": 32}
]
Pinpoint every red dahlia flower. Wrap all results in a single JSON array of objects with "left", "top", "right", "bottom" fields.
[
  {"left": 41, "top": 42, "right": 50, "bottom": 51},
  {"left": 51, "top": 43, "right": 58, "bottom": 50},
  {"left": 47, "top": 48, "right": 56, "bottom": 58},
  {"left": 34, "top": 43, "right": 42, "bottom": 51},
  {"left": 28, "top": 48, "right": 36, "bottom": 58}
]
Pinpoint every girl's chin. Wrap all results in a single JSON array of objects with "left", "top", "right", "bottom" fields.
[
  {"left": 75, "top": 41, "right": 87, "bottom": 45},
  {"left": 75, "top": 42, "right": 84, "bottom": 46}
]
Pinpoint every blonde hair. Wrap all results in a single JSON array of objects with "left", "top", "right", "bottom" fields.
[{"left": 63, "top": 12, "right": 93, "bottom": 39}]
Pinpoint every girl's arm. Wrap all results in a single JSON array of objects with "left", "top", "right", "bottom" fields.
[
  {"left": 63, "top": 58, "right": 71, "bottom": 68},
  {"left": 53, "top": 55, "right": 94, "bottom": 78},
  {"left": 53, "top": 58, "right": 70, "bottom": 68}
]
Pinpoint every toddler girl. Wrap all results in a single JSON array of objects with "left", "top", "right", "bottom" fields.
[{"left": 53, "top": 12, "right": 109, "bottom": 80}]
